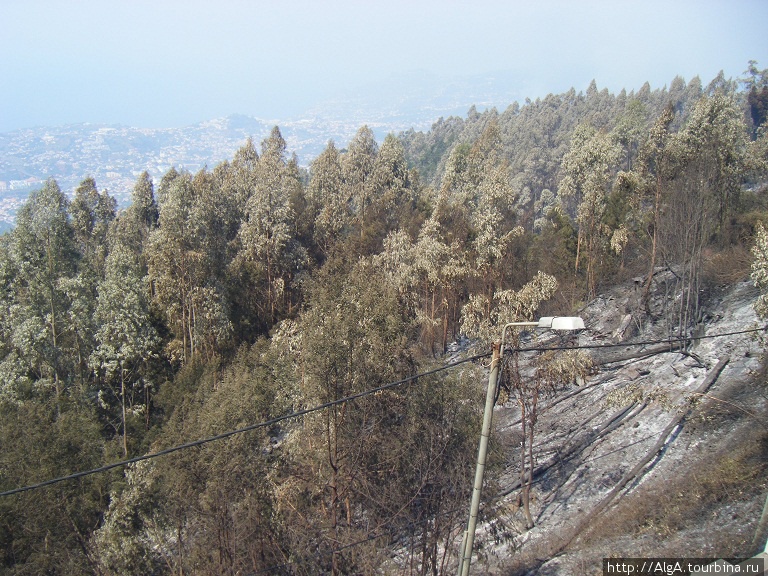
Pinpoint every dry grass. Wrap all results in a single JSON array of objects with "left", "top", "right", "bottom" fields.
[
  {"left": 574, "top": 430, "right": 768, "bottom": 555},
  {"left": 703, "top": 245, "right": 754, "bottom": 285}
]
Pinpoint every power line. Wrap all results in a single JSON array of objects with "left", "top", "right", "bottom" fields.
[
  {"left": 506, "top": 324, "right": 768, "bottom": 355},
  {"left": 0, "top": 352, "right": 487, "bottom": 497},
  {"left": 2, "top": 324, "right": 764, "bottom": 498}
]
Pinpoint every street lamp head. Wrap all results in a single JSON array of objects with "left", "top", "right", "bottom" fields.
[{"left": 537, "top": 316, "right": 585, "bottom": 330}]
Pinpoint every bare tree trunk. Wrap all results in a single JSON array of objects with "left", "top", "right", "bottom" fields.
[
  {"left": 121, "top": 366, "right": 128, "bottom": 457},
  {"left": 575, "top": 228, "right": 582, "bottom": 274},
  {"left": 518, "top": 397, "right": 534, "bottom": 529},
  {"left": 643, "top": 173, "right": 663, "bottom": 304},
  {"left": 47, "top": 231, "right": 62, "bottom": 416}
]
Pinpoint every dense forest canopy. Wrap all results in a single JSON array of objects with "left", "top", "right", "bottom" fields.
[{"left": 2, "top": 65, "right": 768, "bottom": 575}]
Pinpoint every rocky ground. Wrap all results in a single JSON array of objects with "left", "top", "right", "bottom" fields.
[{"left": 465, "top": 274, "right": 768, "bottom": 575}]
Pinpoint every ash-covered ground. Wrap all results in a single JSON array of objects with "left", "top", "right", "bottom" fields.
[{"left": 463, "top": 275, "right": 768, "bottom": 575}]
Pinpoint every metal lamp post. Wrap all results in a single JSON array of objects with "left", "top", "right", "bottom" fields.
[{"left": 457, "top": 317, "right": 585, "bottom": 576}]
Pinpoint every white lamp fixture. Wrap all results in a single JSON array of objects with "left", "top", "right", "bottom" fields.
[{"left": 537, "top": 316, "right": 585, "bottom": 330}]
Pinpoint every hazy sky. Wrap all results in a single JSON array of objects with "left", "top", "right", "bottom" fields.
[{"left": 1, "top": 0, "right": 766, "bottom": 133}]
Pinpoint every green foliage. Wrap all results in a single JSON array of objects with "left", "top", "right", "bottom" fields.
[
  {"left": 91, "top": 243, "right": 160, "bottom": 455},
  {"left": 230, "top": 127, "right": 307, "bottom": 331},
  {"left": 93, "top": 349, "right": 287, "bottom": 575},
  {"left": 559, "top": 123, "right": 623, "bottom": 297},
  {"left": 307, "top": 140, "right": 348, "bottom": 255},
  {"left": 461, "top": 270, "right": 558, "bottom": 347},
  {"left": 270, "top": 259, "right": 482, "bottom": 573},
  {"left": 0, "top": 401, "right": 108, "bottom": 575},
  {"left": 0, "top": 68, "right": 764, "bottom": 573}
]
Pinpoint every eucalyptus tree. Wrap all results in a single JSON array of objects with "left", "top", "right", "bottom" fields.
[
  {"left": 342, "top": 125, "right": 378, "bottom": 241},
  {"left": 657, "top": 94, "right": 748, "bottom": 334},
  {"left": 437, "top": 121, "right": 522, "bottom": 306},
  {"left": 374, "top": 216, "right": 469, "bottom": 354},
  {"left": 0, "top": 237, "right": 27, "bottom": 405},
  {"left": 146, "top": 171, "right": 203, "bottom": 363},
  {"left": 0, "top": 399, "right": 108, "bottom": 575},
  {"left": 307, "top": 140, "right": 349, "bottom": 256},
  {"left": 8, "top": 179, "right": 78, "bottom": 409},
  {"left": 269, "top": 255, "right": 484, "bottom": 574},
  {"left": 90, "top": 243, "right": 160, "bottom": 456},
  {"left": 155, "top": 166, "right": 180, "bottom": 206},
  {"left": 471, "top": 160, "right": 520, "bottom": 296},
  {"left": 147, "top": 167, "right": 237, "bottom": 363},
  {"left": 225, "top": 136, "right": 259, "bottom": 212},
  {"left": 558, "top": 123, "right": 622, "bottom": 298},
  {"left": 126, "top": 171, "right": 159, "bottom": 246},
  {"left": 190, "top": 167, "right": 239, "bottom": 279},
  {"left": 675, "top": 93, "right": 748, "bottom": 229},
  {"left": 65, "top": 178, "right": 118, "bottom": 380},
  {"left": 612, "top": 99, "right": 647, "bottom": 171},
  {"left": 743, "top": 61, "right": 768, "bottom": 137},
  {"left": 93, "top": 341, "right": 287, "bottom": 575},
  {"left": 231, "top": 127, "right": 305, "bottom": 330},
  {"left": 70, "top": 177, "right": 117, "bottom": 270},
  {"left": 273, "top": 257, "right": 417, "bottom": 574},
  {"left": 368, "top": 133, "right": 419, "bottom": 243},
  {"left": 637, "top": 102, "right": 676, "bottom": 300}
]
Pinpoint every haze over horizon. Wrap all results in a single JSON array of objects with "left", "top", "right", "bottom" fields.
[{"left": 1, "top": 0, "right": 767, "bottom": 134}]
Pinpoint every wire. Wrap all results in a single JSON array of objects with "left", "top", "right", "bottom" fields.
[
  {"left": 504, "top": 324, "right": 768, "bottom": 355},
  {"left": 0, "top": 352, "right": 488, "bottom": 498},
  {"left": 2, "top": 324, "right": 764, "bottom": 498}
]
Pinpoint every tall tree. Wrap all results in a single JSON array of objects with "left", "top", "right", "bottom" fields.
[
  {"left": 126, "top": 171, "right": 159, "bottom": 243},
  {"left": 226, "top": 136, "right": 259, "bottom": 213},
  {"left": 276, "top": 258, "right": 421, "bottom": 574},
  {"left": 369, "top": 133, "right": 416, "bottom": 239},
  {"left": 9, "top": 179, "right": 78, "bottom": 410},
  {"left": 90, "top": 243, "right": 160, "bottom": 456},
  {"left": 307, "top": 140, "right": 349, "bottom": 255},
  {"left": 676, "top": 93, "right": 748, "bottom": 229},
  {"left": 558, "top": 123, "right": 622, "bottom": 298},
  {"left": 66, "top": 178, "right": 117, "bottom": 382},
  {"left": 612, "top": 99, "right": 647, "bottom": 171},
  {"left": 343, "top": 125, "right": 379, "bottom": 240},
  {"left": 638, "top": 102, "right": 675, "bottom": 301},
  {"left": 374, "top": 217, "right": 469, "bottom": 355},
  {"left": 147, "top": 172, "right": 202, "bottom": 363},
  {"left": 655, "top": 94, "right": 747, "bottom": 335},
  {"left": 147, "top": 169, "right": 235, "bottom": 363},
  {"left": 231, "top": 127, "right": 305, "bottom": 330}
]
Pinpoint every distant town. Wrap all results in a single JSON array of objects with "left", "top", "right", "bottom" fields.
[
  {"left": 0, "top": 74, "right": 520, "bottom": 230},
  {"left": 0, "top": 117, "right": 321, "bottom": 227},
  {"left": 0, "top": 112, "right": 438, "bottom": 230}
]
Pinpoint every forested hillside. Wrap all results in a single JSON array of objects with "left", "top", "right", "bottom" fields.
[{"left": 2, "top": 65, "right": 768, "bottom": 575}]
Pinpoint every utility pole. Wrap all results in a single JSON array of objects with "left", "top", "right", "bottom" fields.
[
  {"left": 457, "top": 317, "right": 584, "bottom": 575},
  {"left": 457, "top": 341, "right": 501, "bottom": 576}
]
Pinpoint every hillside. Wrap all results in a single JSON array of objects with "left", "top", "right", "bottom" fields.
[
  {"left": 1, "top": 66, "right": 768, "bottom": 575},
  {"left": 469, "top": 275, "right": 768, "bottom": 574}
]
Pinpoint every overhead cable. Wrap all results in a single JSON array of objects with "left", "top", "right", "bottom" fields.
[
  {"left": 2, "top": 325, "right": 765, "bottom": 497},
  {"left": 0, "top": 352, "right": 487, "bottom": 497}
]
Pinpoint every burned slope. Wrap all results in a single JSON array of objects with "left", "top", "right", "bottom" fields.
[{"left": 468, "top": 276, "right": 768, "bottom": 575}]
